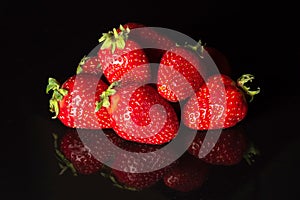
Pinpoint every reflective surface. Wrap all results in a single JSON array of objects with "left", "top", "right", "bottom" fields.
[{"left": 3, "top": 2, "right": 300, "bottom": 200}]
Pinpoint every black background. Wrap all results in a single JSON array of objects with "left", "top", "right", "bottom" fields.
[{"left": 2, "top": 1, "right": 300, "bottom": 199}]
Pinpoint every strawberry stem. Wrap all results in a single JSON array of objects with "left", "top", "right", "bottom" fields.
[
  {"left": 52, "top": 133, "right": 78, "bottom": 176},
  {"left": 100, "top": 169, "right": 138, "bottom": 191},
  {"left": 182, "top": 40, "right": 205, "bottom": 58},
  {"left": 46, "top": 78, "right": 68, "bottom": 119},
  {"left": 76, "top": 55, "right": 90, "bottom": 74},
  {"left": 95, "top": 81, "right": 120, "bottom": 112},
  {"left": 237, "top": 74, "right": 260, "bottom": 102},
  {"left": 243, "top": 141, "right": 260, "bottom": 165},
  {"left": 110, "top": 174, "right": 138, "bottom": 191},
  {"left": 98, "top": 25, "right": 130, "bottom": 54}
]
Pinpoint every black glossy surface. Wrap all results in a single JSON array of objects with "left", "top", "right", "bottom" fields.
[{"left": 2, "top": 1, "right": 300, "bottom": 199}]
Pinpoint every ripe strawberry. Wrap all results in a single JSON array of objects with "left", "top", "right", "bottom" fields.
[
  {"left": 118, "top": 22, "right": 145, "bottom": 31},
  {"left": 110, "top": 141, "right": 176, "bottom": 190},
  {"left": 188, "top": 125, "right": 248, "bottom": 166},
  {"left": 97, "top": 25, "right": 151, "bottom": 84},
  {"left": 120, "top": 22, "right": 176, "bottom": 63},
  {"left": 76, "top": 55, "right": 102, "bottom": 75},
  {"left": 98, "top": 83, "right": 179, "bottom": 145},
  {"left": 54, "top": 128, "right": 126, "bottom": 175},
  {"left": 46, "top": 73, "right": 112, "bottom": 129},
  {"left": 163, "top": 153, "right": 210, "bottom": 192},
  {"left": 157, "top": 42, "right": 206, "bottom": 102},
  {"left": 182, "top": 74, "right": 260, "bottom": 130}
]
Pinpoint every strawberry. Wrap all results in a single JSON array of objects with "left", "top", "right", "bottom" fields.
[
  {"left": 97, "top": 82, "right": 179, "bottom": 145},
  {"left": 46, "top": 73, "right": 112, "bottom": 129},
  {"left": 157, "top": 42, "right": 206, "bottom": 102},
  {"left": 110, "top": 141, "right": 177, "bottom": 190},
  {"left": 188, "top": 125, "right": 249, "bottom": 166},
  {"left": 97, "top": 25, "right": 151, "bottom": 84},
  {"left": 54, "top": 129, "right": 103, "bottom": 175},
  {"left": 182, "top": 74, "right": 260, "bottom": 130},
  {"left": 76, "top": 55, "right": 102, "bottom": 75},
  {"left": 120, "top": 22, "right": 176, "bottom": 63},
  {"left": 163, "top": 153, "right": 210, "bottom": 192},
  {"left": 54, "top": 128, "right": 127, "bottom": 175},
  {"left": 119, "top": 22, "right": 145, "bottom": 31}
]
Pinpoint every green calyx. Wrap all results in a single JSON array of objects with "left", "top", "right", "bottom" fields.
[
  {"left": 53, "top": 133, "right": 78, "bottom": 176},
  {"left": 76, "top": 55, "right": 90, "bottom": 74},
  {"left": 95, "top": 81, "right": 120, "bottom": 112},
  {"left": 237, "top": 74, "right": 261, "bottom": 102},
  {"left": 100, "top": 171, "right": 138, "bottom": 191},
  {"left": 46, "top": 78, "right": 68, "bottom": 119},
  {"left": 98, "top": 25, "right": 130, "bottom": 54},
  {"left": 182, "top": 40, "right": 206, "bottom": 58},
  {"left": 243, "top": 141, "right": 260, "bottom": 165}
]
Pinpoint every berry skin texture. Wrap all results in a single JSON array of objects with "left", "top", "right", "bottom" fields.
[
  {"left": 56, "top": 128, "right": 127, "bottom": 175},
  {"left": 108, "top": 83, "right": 179, "bottom": 145},
  {"left": 188, "top": 126, "right": 248, "bottom": 166},
  {"left": 182, "top": 74, "right": 248, "bottom": 130},
  {"left": 111, "top": 141, "right": 175, "bottom": 190},
  {"left": 59, "top": 129, "right": 104, "bottom": 175},
  {"left": 121, "top": 22, "right": 176, "bottom": 63},
  {"left": 97, "top": 26, "right": 151, "bottom": 84},
  {"left": 46, "top": 74, "right": 113, "bottom": 129},
  {"left": 163, "top": 153, "right": 210, "bottom": 192},
  {"left": 157, "top": 46, "right": 206, "bottom": 102},
  {"left": 76, "top": 55, "right": 102, "bottom": 75},
  {"left": 112, "top": 169, "right": 165, "bottom": 190}
]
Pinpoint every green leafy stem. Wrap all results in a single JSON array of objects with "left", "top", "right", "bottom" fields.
[
  {"left": 53, "top": 133, "right": 78, "bottom": 176},
  {"left": 95, "top": 81, "right": 120, "bottom": 112},
  {"left": 243, "top": 141, "right": 260, "bottom": 165},
  {"left": 98, "top": 25, "right": 130, "bottom": 54},
  {"left": 237, "top": 74, "right": 261, "bottom": 102},
  {"left": 46, "top": 78, "right": 68, "bottom": 119}
]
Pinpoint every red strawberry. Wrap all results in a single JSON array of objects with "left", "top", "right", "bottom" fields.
[
  {"left": 163, "top": 153, "right": 210, "bottom": 192},
  {"left": 46, "top": 73, "right": 112, "bottom": 129},
  {"left": 204, "top": 46, "right": 232, "bottom": 76},
  {"left": 119, "top": 22, "right": 145, "bottom": 31},
  {"left": 97, "top": 26, "right": 151, "bottom": 84},
  {"left": 157, "top": 42, "right": 206, "bottom": 102},
  {"left": 120, "top": 22, "right": 176, "bottom": 63},
  {"left": 188, "top": 125, "right": 249, "bottom": 165},
  {"left": 98, "top": 83, "right": 179, "bottom": 145},
  {"left": 54, "top": 128, "right": 126, "bottom": 175},
  {"left": 55, "top": 129, "right": 103, "bottom": 175},
  {"left": 110, "top": 141, "right": 177, "bottom": 190},
  {"left": 76, "top": 55, "right": 102, "bottom": 75},
  {"left": 182, "top": 74, "right": 260, "bottom": 130}
]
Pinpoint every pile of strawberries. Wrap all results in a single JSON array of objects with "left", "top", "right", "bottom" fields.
[{"left": 47, "top": 22, "right": 260, "bottom": 192}]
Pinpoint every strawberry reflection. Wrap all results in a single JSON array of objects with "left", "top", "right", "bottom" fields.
[
  {"left": 109, "top": 139, "right": 177, "bottom": 190},
  {"left": 163, "top": 153, "right": 210, "bottom": 192},
  {"left": 188, "top": 125, "right": 257, "bottom": 166},
  {"left": 53, "top": 128, "right": 177, "bottom": 190},
  {"left": 53, "top": 125, "right": 258, "bottom": 192},
  {"left": 53, "top": 128, "right": 124, "bottom": 175}
]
